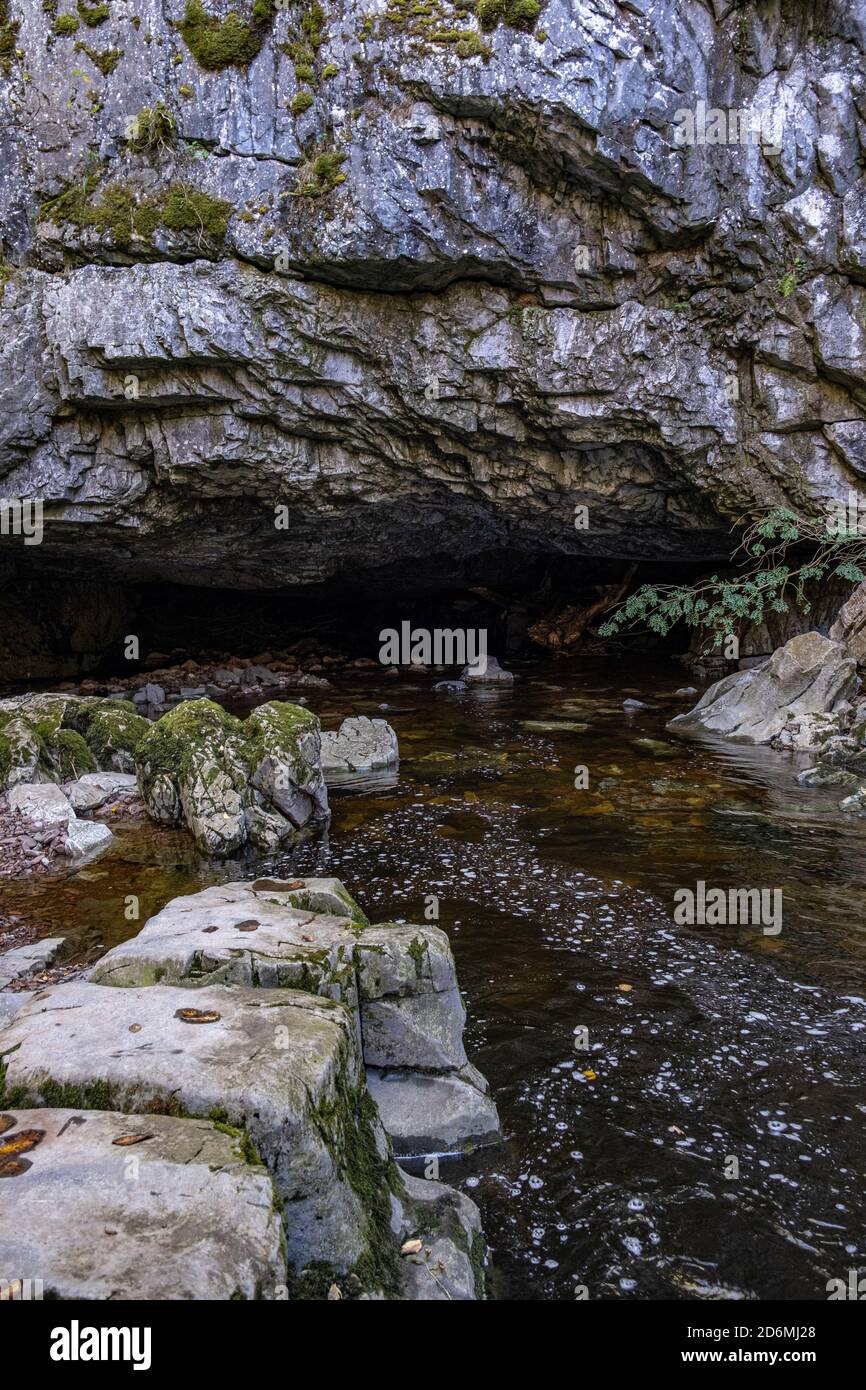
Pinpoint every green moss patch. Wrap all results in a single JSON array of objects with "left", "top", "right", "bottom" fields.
[
  {"left": 74, "top": 40, "right": 123, "bottom": 73},
  {"left": 292, "top": 149, "right": 346, "bottom": 197},
  {"left": 176, "top": 0, "right": 274, "bottom": 71},
  {"left": 39, "top": 174, "right": 232, "bottom": 252},
  {"left": 53, "top": 12, "right": 80, "bottom": 35},
  {"left": 77, "top": 0, "right": 110, "bottom": 24},
  {"left": 359, "top": 0, "right": 493, "bottom": 60}
]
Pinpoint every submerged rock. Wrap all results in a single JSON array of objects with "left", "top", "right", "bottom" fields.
[
  {"left": 667, "top": 633, "right": 857, "bottom": 746},
  {"left": 0, "top": 1109, "right": 286, "bottom": 1300}
]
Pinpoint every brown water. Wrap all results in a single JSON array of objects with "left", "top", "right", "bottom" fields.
[{"left": 5, "top": 659, "right": 866, "bottom": 1300}]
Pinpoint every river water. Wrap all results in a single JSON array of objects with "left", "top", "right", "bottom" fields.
[{"left": 5, "top": 659, "right": 866, "bottom": 1300}]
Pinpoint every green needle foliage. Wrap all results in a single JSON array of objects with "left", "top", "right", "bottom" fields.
[{"left": 599, "top": 507, "right": 866, "bottom": 648}]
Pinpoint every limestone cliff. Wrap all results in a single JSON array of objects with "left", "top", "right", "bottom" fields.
[{"left": 0, "top": 0, "right": 864, "bottom": 597}]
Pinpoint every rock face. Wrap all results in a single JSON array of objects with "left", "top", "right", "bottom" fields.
[
  {"left": 321, "top": 716, "right": 399, "bottom": 775},
  {"left": 1, "top": 2, "right": 865, "bottom": 672},
  {"left": 135, "top": 698, "right": 329, "bottom": 855},
  {"left": 667, "top": 633, "right": 858, "bottom": 746},
  {"left": 830, "top": 580, "right": 866, "bottom": 662},
  {"left": 0, "top": 1109, "right": 286, "bottom": 1300},
  {"left": 88, "top": 877, "right": 501, "bottom": 1154},
  {"left": 0, "top": 875, "right": 494, "bottom": 1298}
]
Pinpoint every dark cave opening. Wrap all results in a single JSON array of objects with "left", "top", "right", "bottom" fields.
[{"left": 0, "top": 544, "right": 724, "bottom": 689}]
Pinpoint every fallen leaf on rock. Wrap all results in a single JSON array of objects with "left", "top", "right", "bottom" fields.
[
  {"left": 235, "top": 920, "right": 259, "bottom": 932},
  {"left": 327, "top": 1284, "right": 343, "bottom": 1301},
  {"left": 175, "top": 1008, "right": 221, "bottom": 1024},
  {"left": 0, "top": 1114, "right": 16, "bottom": 1135},
  {"left": 401, "top": 1238, "right": 423, "bottom": 1256},
  {"left": 0, "top": 1128, "right": 45, "bottom": 1157},
  {"left": 112, "top": 1133, "right": 154, "bottom": 1147},
  {"left": 202, "top": 925, "right": 219, "bottom": 933},
  {"left": 0, "top": 1156, "right": 31, "bottom": 1178},
  {"left": 129, "top": 1023, "right": 142, "bottom": 1033}
]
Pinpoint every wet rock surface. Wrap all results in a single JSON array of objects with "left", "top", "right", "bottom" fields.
[
  {"left": 0, "top": 871, "right": 492, "bottom": 1298},
  {"left": 0, "top": 1109, "right": 286, "bottom": 1300}
]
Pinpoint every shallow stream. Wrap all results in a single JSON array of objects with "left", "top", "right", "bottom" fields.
[{"left": 5, "top": 660, "right": 866, "bottom": 1300}]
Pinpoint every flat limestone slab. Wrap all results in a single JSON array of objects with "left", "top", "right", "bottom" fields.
[
  {"left": 0, "top": 981, "right": 378, "bottom": 1272},
  {"left": 89, "top": 881, "right": 362, "bottom": 1004},
  {"left": 0, "top": 1109, "right": 284, "bottom": 1300}
]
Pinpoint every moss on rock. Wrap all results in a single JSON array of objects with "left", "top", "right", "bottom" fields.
[{"left": 176, "top": 0, "right": 274, "bottom": 71}]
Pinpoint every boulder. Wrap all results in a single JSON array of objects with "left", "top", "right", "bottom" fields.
[
  {"left": 321, "top": 717, "right": 399, "bottom": 774},
  {"left": 0, "top": 981, "right": 393, "bottom": 1274},
  {"left": 0, "top": 1109, "right": 285, "bottom": 1300},
  {"left": 667, "top": 633, "right": 857, "bottom": 745},
  {"left": 63, "top": 818, "right": 113, "bottom": 859},
  {"left": 88, "top": 882, "right": 500, "bottom": 1155},
  {"left": 135, "top": 699, "right": 329, "bottom": 856},
  {"left": 7, "top": 782, "right": 72, "bottom": 827},
  {"left": 396, "top": 1171, "right": 486, "bottom": 1301},
  {"left": 830, "top": 580, "right": 866, "bottom": 662},
  {"left": 0, "top": 693, "right": 148, "bottom": 791},
  {"left": 460, "top": 656, "right": 514, "bottom": 685},
  {"left": 67, "top": 771, "right": 138, "bottom": 812}
]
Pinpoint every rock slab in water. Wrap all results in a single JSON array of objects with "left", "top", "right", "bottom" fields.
[
  {"left": 667, "top": 633, "right": 857, "bottom": 745},
  {"left": 0, "top": 1109, "right": 285, "bottom": 1300},
  {"left": 321, "top": 716, "right": 399, "bottom": 774},
  {"left": 0, "top": 980, "right": 383, "bottom": 1273},
  {"left": 461, "top": 657, "right": 514, "bottom": 685},
  {"left": 88, "top": 880, "right": 500, "bottom": 1153},
  {"left": 367, "top": 1068, "right": 501, "bottom": 1156}
]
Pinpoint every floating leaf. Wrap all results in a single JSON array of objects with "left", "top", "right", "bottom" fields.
[
  {"left": 112, "top": 1133, "right": 154, "bottom": 1147},
  {"left": 581, "top": 1069, "right": 597, "bottom": 1082},
  {"left": 617, "top": 983, "right": 633, "bottom": 993},
  {"left": 175, "top": 1008, "right": 221, "bottom": 1024}
]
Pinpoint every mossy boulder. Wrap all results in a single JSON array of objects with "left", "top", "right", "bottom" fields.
[
  {"left": 0, "top": 693, "right": 148, "bottom": 789},
  {"left": 134, "top": 698, "right": 329, "bottom": 856}
]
